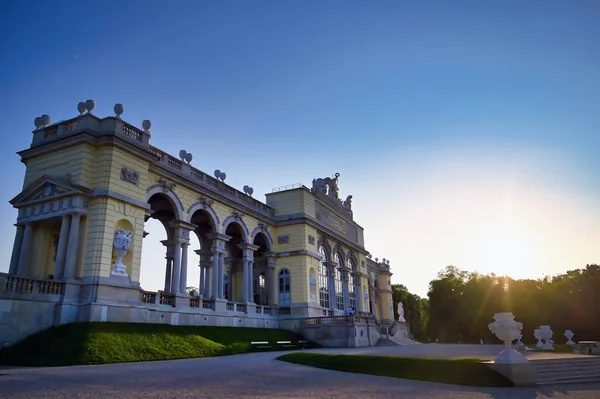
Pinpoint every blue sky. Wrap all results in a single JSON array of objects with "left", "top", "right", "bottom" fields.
[{"left": 1, "top": 0, "right": 599, "bottom": 296}]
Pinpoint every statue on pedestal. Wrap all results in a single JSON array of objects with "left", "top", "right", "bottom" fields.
[
  {"left": 397, "top": 301, "right": 406, "bottom": 322},
  {"left": 111, "top": 228, "right": 133, "bottom": 277}
]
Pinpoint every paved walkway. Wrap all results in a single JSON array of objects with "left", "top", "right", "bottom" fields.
[{"left": 0, "top": 346, "right": 599, "bottom": 398}]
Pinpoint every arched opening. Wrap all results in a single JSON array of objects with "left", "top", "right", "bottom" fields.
[
  {"left": 189, "top": 209, "right": 216, "bottom": 297},
  {"left": 141, "top": 193, "right": 178, "bottom": 293},
  {"left": 334, "top": 253, "right": 344, "bottom": 311},
  {"left": 318, "top": 246, "right": 329, "bottom": 309},
  {"left": 347, "top": 258, "right": 357, "bottom": 311},
  {"left": 224, "top": 222, "right": 246, "bottom": 302},
  {"left": 252, "top": 232, "right": 270, "bottom": 305},
  {"left": 278, "top": 268, "right": 291, "bottom": 306}
]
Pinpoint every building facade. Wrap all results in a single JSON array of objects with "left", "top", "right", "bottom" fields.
[{"left": 0, "top": 102, "right": 398, "bottom": 347}]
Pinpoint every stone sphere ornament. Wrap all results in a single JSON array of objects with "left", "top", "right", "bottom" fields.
[
  {"left": 77, "top": 102, "right": 87, "bottom": 115},
  {"left": 40, "top": 114, "right": 51, "bottom": 127},
  {"left": 142, "top": 120, "right": 152, "bottom": 132},
  {"left": 114, "top": 103, "right": 124, "bottom": 117},
  {"left": 84, "top": 99, "right": 96, "bottom": 114},
  {"left": 488, "top": 312, "right": 528, "bottom": 364},
  {"left": 34, "top": 116, "right": 43, "bottom": 129},
  {"left": 184, "top": 153, "right": 193, "bottom": 164}
]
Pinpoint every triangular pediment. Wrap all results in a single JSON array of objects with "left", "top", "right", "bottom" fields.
[{"left": 10, "top": 175, "right": 91, "bottom": 207}]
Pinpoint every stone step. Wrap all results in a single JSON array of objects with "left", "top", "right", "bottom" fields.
[
  {"left": 531, "top": 357, "right": 600, "bottom": 385},
  {"left": 537, "top": 369, "right": 600, "bottom": 378},
  {"left": 538, "top": 375, "right": 600, "bottom": 385},
  {"left": 536, "top": 365, "right": 600, "bottom": 374}
]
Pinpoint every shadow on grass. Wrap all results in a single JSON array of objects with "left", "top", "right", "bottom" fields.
[
  {"left": 277, "top": 352, "right": 513, "bottom": 387},
  {"left": 0, "top": 322, "right": 312, "bottom": 367}
]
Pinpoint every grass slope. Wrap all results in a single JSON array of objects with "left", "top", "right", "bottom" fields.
[
  {"left": 0, "top": 322, "right": 306, "bottom": 366},
  {"left": 277, "top": 352, "right": 513, "bottom": 387}
]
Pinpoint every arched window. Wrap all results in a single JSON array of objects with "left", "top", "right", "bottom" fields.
[
  {"left": 278, "top": 268, "right": 291, "bottom": 306},
  {"left": 318, "top": 246, "right": 329, "bottom": 308},
  {"left": 223, "top": 274, "right": 229, "bottom": 300},
  {"left": 254, "top": 273, "right": 267, "bottom": 305},
  {"left": 347, "top": 258, "right": 356, "bottom": 310},
  {"left": 334, "top": 253, "right": 344, "bottom": 310}
]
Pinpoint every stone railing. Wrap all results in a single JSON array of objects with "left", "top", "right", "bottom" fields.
[
  {"left": 159, "top": 292, "right": 175, "bottom": 306},
  {"left": 147, "top": 145, "right": 275, "bottom": 218},
  {"left": 3, "top": 274, "right": 63, "bottom": 296},
  {"left": 202, "top": 299, "right": 214, "bottom": 310},
  {"left": 301, "top": 315, "right": 354, "bottom": 325},
  {"left": 31, "top": 114, "right": 150, "bottom": 149},
  {"left": 255, "top": 305, "right": 273, "bottom": 315},
  {"left": 140, "top": 290, "right": 157, "bottom": 304},
  {"left": 189, "top": 297, "right": 200, "bottom": 308}
]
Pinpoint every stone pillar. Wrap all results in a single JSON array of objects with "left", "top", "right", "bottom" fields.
[
  {"left": 9, "top": 224, "right": 25, "bottom": 275},
  {"left": 342, "top": 269, "right": 349, "bottom": 311},
  {"left": 172, "top": 243, "right": 181, "bottom": 295},
  {"left": 16, "top": 223, "right": 34, "bottom": 276},
  {"left": 266, "top": 253, "right": 276, "bottom": 306},
  {"left": 248, "top": 259, "right": 255, "bottom": 303},
  {"left": 204, "top": 265, "right": 212, "bottom": 298},
  {"left": 179, "top": 243, "right": 189, "bottom": 294},
  {"left": 53, "top": 215, "right": 71, "bottom": 280},
  {"left": 63, "top": 214, "right": 82, "bottom": 279},
  {"left": 355, "top": 273, "right": 363, "bottom": 311},
  {"left": 207, "top": 233, "right": 231, "bottom": 301},
  {"left": 199, "top": 265, "right": 205, "bottom": 294},
  {"left": 164, "top": 257, "right": 173, "bottom": 292},
  {"left": 242, "top": 257, "right": 249, "bottom": 303},
  {"left": 328, "top": 262, "right": 337, "bottom": 310}
]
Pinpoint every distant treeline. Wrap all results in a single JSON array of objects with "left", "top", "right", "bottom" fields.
[{"left": 393, "top": 264, "right": 600, "bottom": 344}]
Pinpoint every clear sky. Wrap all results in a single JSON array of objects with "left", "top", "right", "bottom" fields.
[{"left": 1, "top": 0, "right": 599, "bottom": 297}]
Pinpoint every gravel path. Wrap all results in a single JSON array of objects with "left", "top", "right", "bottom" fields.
[{"left": 0, "top": 348, "right": 599, "bottom": 398}]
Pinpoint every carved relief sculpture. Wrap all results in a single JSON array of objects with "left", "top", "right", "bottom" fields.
[
  {"left": 111, "top": 228, "right": 133, "bottom": 277},
  {"left": 121, "top": 168, "right": 139, "bottom": 185},
  {"left": 342, "top": 195, "right": 353, "bottom": 211}
]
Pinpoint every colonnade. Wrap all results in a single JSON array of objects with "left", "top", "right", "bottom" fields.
[
  {"left": 8, "top": 213, "right": 82, "bottom": 280},
  {"left": 159, "top": 232, "right": 278, "bottom": 305}
]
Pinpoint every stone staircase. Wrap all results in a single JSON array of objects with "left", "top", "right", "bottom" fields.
[
  {"left": 375, "top": 337, "right": 398, "bottom": 346},
  {"left": 531, "top": 357, "right": 600, "bottom": 385}
]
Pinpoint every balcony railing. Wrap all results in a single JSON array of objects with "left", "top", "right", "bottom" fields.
[
  {"left": 147, "top": 145, "right": 275, "bottom": 217},
  {"left": 3, "top": 275, "right": 64, "bottom": 296}
]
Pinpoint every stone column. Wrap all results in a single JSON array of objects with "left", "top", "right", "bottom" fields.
[
  {"left": 328, "top": 262, "right": 337, "bottom": 310},
  {"left": 9, "top": 224, "right": 25, "bottom": 275},
  {"left": 179, "top": 243, "right": 189, "bottom": 294},
  {"left": 218, "top": 252, "right": 225, "bottom": 299},
  {"left": 266, "top": 253, "right": 276, "bottom": 306},
  {"left": 194, "top": 249, "right": 204, "bottom": 294},
  {"left": 248, "top": 259, "right": 255, "bottom": 303},
  {"left": 164, "top": 257, "right": 173, "bottom": 292},
  {"left": 16, "top": 223, "right": 34, "bottom": 276},
  {"left": 241, "top": 257, "right": 249, "bottom": 303},
  {"left": 355, "top": 273, "right": 363, "bottom": 311},
  {"left": 53, "top": 215, "right": 71, "bottom": 280},
  {"left": 204, "top": 264, "right": 212, "bottom": 298},
  {"left": 211, "top": 249, "right": 219, "bottom": 300},
  {"left": 172, "top": 243, "right": 181, "bottom": 295},
  {"left": 342, "top": 269, "right": 350, "bottom": 311},
  {"left": 63, "top": 214, "right": 82, "bottom": 279}
]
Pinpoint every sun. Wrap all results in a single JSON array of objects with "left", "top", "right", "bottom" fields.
[{"left": 465, "top": 223, "right": 541, "bottom": 278}]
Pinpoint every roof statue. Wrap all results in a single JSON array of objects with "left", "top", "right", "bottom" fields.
[{"left": 311, "top": 172, "right": 353, "bottom": 215}]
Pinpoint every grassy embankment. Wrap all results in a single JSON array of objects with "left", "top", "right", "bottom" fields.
[
  {"left": 277, "top": 352, "right": 513, "bottom": 387},
  {"left": 0, "top": 322, "right": 309, "bottom": 366}
]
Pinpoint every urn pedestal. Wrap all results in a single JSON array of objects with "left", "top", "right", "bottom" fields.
[
  {"left": 564, "top": 330, "right": 576, "bottom": 346},
  {"left": 488, "top": 312, "right": 528, "bottom": 364}
]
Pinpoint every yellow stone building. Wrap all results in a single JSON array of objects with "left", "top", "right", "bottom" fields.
[{"left": 0, "top": 101, "right": 405, "bottom": 347}]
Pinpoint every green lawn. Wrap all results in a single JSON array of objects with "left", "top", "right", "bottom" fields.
[
  {"left": 0, "top": 322, "right": 309, "bottom": 367},
  {"left": 277, "top": 352, "right": 513, "bottom": 387}
]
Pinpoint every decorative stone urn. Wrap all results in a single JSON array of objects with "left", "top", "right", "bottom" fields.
[
  {"left": 488, "top": 312, "right": 528, "bottom": 364},
  {"left": 111, "top": 228, "right": 133, "bottom": 277},
  {"left": 564, "top": 330, "right": 575, "bottom": 346},
  {"left": 538, "top": 325, "right": 554, "bottom": 350}
]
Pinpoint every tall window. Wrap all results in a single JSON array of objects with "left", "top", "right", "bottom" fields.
[
  {"left": 348, "top": 258, "right": 356, "bottom": 309},
  {"left": 223, "top": 274, "right": 229, "bottom": 300},
  {"left": 278, "top": 268, "right": 291, "bottom": 306},
  {"left": 318, "top": 246, "right": 329, "bottom": 308},
  {"left": 334, "top": 253, "right": 344, "bottom": 310}
]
